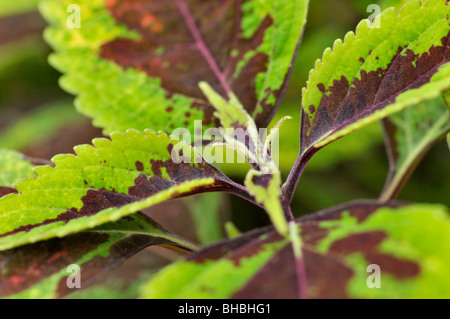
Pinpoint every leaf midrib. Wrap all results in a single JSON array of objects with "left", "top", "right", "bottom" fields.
[{"left": 174, "top": 0, "right": 232, "bottom": 95}]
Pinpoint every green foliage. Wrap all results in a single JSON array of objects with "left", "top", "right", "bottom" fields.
[
  {"left": 141, "top": 203, "right": 450, "bottom": 299},
  {"left": 283, "top": 0, "right": 450, "bottom": 204},
  {"left": 0, "top": 0, "right": 39, "bottom": 16},
  {"left": 141, "top": 237, "right": 285, "bottom": 299},
  {"left": 1, "top": 213, "right": 192, "bottom": 299},
  {"left": 380, "top": 0, "right": 410, "bottom": 9},
  {"left": 185, "top": 193, "right": 226, "bottom": 245},
  {"left": 0, "top": 101, "right": 85, "bottom": 151},
  {"left": 301, "top": 0, "right": 450, "bottom": 155},
  {"left": 245, "top": 169, "right": 287, "bottom": 234},
  {"left": 0, "top": 0, "right": 448, "bottom": 300},
  {"left": 380, "top": 95, "right": 450, "bottom": 200},
  {"left": 201, "top": 82, "right": 289, "bottom": 234}
]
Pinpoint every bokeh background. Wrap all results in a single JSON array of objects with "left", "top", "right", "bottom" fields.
[{"left": 0, "top": 0, "right": 448, "bottom": 297}]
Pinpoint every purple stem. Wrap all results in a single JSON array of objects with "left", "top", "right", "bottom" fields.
[
  {"left": 283, "top": 200, "right": 295, "bottom": 222},
  {"left": 174, "top": 0, "right": 232, "bottom": 95},
  {"left": 282, "top": 148, "right": 317, "bottom": 205},
  {"left": 289, "top": 221, "right": 310, "bottom": 299},
  {"left": 294, "top": 255, "right": 310, "bottom": 299}
]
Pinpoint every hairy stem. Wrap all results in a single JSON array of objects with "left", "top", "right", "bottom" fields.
[
  {"left": 282, "top": 199, "right": 295, "bottom": 222},
  {"left": 282, "top": 148, "right": 316, "bottom": 205}
]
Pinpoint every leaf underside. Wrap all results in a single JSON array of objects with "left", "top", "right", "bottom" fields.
[
  {"left": 0, "top": 0, "right": 40, "bottom": 17},
  {"left": 141, "top": 201, "right": 450, "bottom": 299},
  {"left": 41, "top": 0, "right": 309, "bottom": 134},
  {"left": 300, "top": 0, "right": 450, "bottom": 163},
  {"left": 5, "top": 0, "right": 448, "bottom": 300}
]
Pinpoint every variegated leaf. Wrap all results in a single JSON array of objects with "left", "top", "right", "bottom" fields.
[
  {"left": 0, "top": 129, "right": 248, "bottom": 251},
  {"left": 141, "top": 202, "right": 450, "bottom": 299},
  {"left": 40, "top": 0, "right": 309, "bottom": 134}
]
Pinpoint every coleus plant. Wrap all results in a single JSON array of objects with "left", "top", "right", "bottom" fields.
[{"left": 0, "top": 0, "right": 449, "bottom": 299}]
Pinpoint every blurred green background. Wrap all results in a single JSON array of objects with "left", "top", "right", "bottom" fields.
[{"left": 0, "top": 0, "right": 448, "bottom": 297}]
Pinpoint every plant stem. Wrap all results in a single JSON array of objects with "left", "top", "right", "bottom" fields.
[
  {"left": 175, "top": 0, "right": 231, "bottom": 95},
  {"left": 282, "top": 148, "right": 316, "bottom": 205},
  {"left": 289, "top": 222, "right": 309, "bottom": 299}
]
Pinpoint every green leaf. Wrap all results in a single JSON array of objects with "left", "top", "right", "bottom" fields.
[
  {"left": 302, "top": 0, "right": 450, "bottom": 151},
  {"left": 141, "top": 230, "right": 287, "bottom": 299},
  {"left": 0, "top": 149, "right": 35, "bottom": 187},
  {"left": 380, "top": 95, "right": 450, "bottom": 201},
  {"left": 380, "top": 0, "right": 410, "bottom": 10},
  {"left": 444, "top": 90, "right": 450, "bottom": 150},
  {"left": 1, "top": 213, "right": 194, "bottom": 299},
  {"left": 0, "top": 129, "right": 243, "bottom": 251},
  {"left": 40, "top": 0, "right": 309, "bottom": 134},
  {"left": 140, "top": 201, "right": 450, "bottom": 299},
  {"left": 199, "top": 81, "right": 257, "bottom": 133},
  {"left": 199, "top": 81, "right": 262, "bottom": 168},
  {"left": 303, "top": 0, "right": 449, "bottom": 158},
  {"left": 285, "top": 0, "right": 450, "bottom": 202},
  {"left": 65, "top": 269, "right": 154, "bottom": 299}
]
